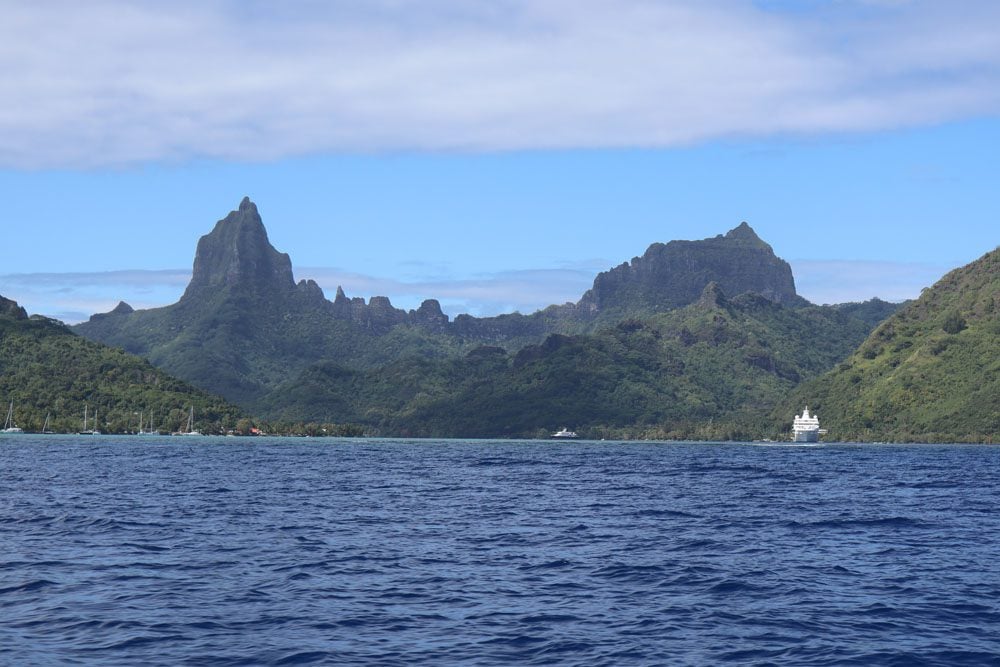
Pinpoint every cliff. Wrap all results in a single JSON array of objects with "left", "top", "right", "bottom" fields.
[{"left": 577, "top": 222, "right": 803, "bottom": 315}]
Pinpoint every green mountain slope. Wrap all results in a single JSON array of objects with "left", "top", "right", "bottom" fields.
[
  {"left": 75, "top": 199, "right": 471, "bottom": 406},
  {"left": 75, "top": 198, "right": 887, "bottom": 419},
  {"left": 784, "top": 247, "right": 1000, "bottom": 443},
  {"left": 67, "top": 198, "right": 920, "bottom": 439},
  {"left": 261, "top": 285, "right": 873, "bottom": 438},
  {"left": 0, "top": 296, "right": 244, "bottom": 434}
]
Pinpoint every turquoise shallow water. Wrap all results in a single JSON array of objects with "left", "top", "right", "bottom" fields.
[{"left": 2, "top": 435, "right": 999, "bottom": 665}]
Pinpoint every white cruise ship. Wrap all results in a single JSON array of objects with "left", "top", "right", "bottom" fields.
[{"left": 792, "top": 406, "right": 825, "bottom": 443}]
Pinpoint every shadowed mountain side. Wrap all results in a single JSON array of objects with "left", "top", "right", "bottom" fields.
[
  {"left": 1, "top": 295, "right": 29, "bottom": 320},
  {"left": 577, "top": 222, "right": 806, "bottom": 316},
  {"left": 442, "top": 221, "right": 813, "bottom": 340},
  {"left": 74, "top": 199, "right": 471, "bottom": 404},
  {"left": 259, "top": 284, "right": 873, "bottom": 437},
  {"left": 782, "top": 246, "right": 1000, "bottom": 443}
]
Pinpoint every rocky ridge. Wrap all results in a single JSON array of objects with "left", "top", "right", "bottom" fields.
[{"left": 73, "top": 198, "right": 893, "bottom": 419}]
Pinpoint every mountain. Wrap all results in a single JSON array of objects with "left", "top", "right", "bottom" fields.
[
  {"left": 73, "top": 198, "right": 897, "bottom": 433},
  {"left": 260, "top": 283, "right": 873, "bottom": 438},
  {"left": 75, "top": 198, "right": 467, "bottom": 405},
  {"left": 784, "top": 247, "right": 999, "bottom": 443},
  {"left": 577, "top": 222, "right": 805, "bottom": 317},
  {"left": 446, "top": 220, "right": 809, "bottom": 341},
  {"left": 0, "top": 295, "right": 244, "bottom": 434}
]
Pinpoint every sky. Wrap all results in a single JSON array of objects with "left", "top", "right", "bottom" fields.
[{"left": 1, "top": 0, "right": 998, "bottom": 323}]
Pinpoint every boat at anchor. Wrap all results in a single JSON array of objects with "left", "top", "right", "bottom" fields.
[
  {"left": 79, "top": 405, "right": 101, "bottom": 435},
  {"left": 176, "top": 406, "right": 202, "bottom": 436},
  {"left": 2, "top": 400, "right": 24, "bottom": 434},
  {"left": 792, "top": 406, "right": 826, "bottom": 443}
]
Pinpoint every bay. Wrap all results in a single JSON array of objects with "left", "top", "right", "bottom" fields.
[{"left": 1, "top": 435, "right": 999, "bottom": 665}]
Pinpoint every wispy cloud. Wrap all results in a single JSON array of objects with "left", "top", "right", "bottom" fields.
[
  {"left": 298, "top": 265, "right": 601, "bottom": 316},
  {"left": 0, "top": 270, "right": 190, "bottom": 323},
  {"left": 0, "top": 266, "right": 600, "bottom": 323},
  {"left": 1, "top": 258, "right": 957, "bottom": 324},
  {"left": 2, "top": 0, "right": 999, "bottom": 168}
]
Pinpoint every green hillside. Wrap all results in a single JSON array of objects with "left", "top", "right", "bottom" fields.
[
  {"left": 76, "top": 200, "right": 849, "bottom": 408},
  {"left": 784, "top": 247, "right": 1000, "bottom": 443},
  {"left": 261, "top": 285, "right": 873, "bottom": 438},
  {"left": 0, "top": 297, "right": 245, "bottom": 434},
  {"left": 68, "top": 198, "right": 933, "bottom": 439}
]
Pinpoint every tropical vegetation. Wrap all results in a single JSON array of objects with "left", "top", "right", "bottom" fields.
[{"left": 783, "top": 247, "right": 999, "bottom": 443}]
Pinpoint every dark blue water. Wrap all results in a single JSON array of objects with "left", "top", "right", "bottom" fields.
[{"left": 2, "top": 436, "right": 999, "bottom": 666}]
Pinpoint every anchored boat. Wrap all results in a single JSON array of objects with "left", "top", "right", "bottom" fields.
[
  {"left": 2, "top": 400, "right": 24, "bottom": 434},
  {"left": 792, "top": 406, "right": 826, "bottom": 443}
]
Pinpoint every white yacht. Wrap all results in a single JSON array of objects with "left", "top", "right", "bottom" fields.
[
  {"left": 178, "top": 406, "right": 202, "bottom": 436},
  {"left": 2, "top": 400, "right": 24, "bottom": 434},
  {"left": 551, "top": 428, "right": 578, "bottom": 439},
  {"left": 792, "top": 406, "right": 826, "bottom": 442}
]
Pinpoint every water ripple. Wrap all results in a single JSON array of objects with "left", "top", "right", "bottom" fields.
[{"left": 1, "top": 436, "right": 998, "bottom": 665}]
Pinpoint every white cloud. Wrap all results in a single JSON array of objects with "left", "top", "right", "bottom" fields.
[
  {"left": 0, "top": 270, "right": 189, "bottom": 323},
  {"left": 0, "top": 265, "right": 599, "bottom": 323},
  {"left": 1, "top": 0, "right": 999, "bottom": 167},
  {"left": 298, "top": 265, "right": 600, "bottom": 316},
  {"left": 2, "top": 256, "right": 959, "bottom": 325},
  {"left": 790, "top": 259, "right": 949, "bottom": 305}
]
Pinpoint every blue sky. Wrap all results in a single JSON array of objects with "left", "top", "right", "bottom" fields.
[{"left": 1, "top": 0, "right": 998, "bottom": 322}]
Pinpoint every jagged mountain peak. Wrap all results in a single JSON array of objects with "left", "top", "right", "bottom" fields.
[
  {"left": 577, "top": 222, "right": 800, "bottom": 314},
  {"left": 723, "top": 221, "right": 765, "bottom": 244},
  {"left": 182, "top": 197, "right": 296, "bottom": 300}
]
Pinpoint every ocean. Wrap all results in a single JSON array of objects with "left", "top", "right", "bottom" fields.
[{"left": 2, "top": 436, "right": 999, "bottom": 666}]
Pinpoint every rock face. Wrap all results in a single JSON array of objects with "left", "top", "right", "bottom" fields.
[
  {"left": 183, "top": 197, "right": 296, "bottom": 300},
  {"left": 75, "top": 200, "right": 890, "bottom": 423},
  {"left": 0, "top": 295, "right": 28, "bottom": 320},
  {"left": 412, "top": 299, "right": 449, "bottom": 331},
  {"left": 577, "top": 222, "right": 801, "bottom": 314},
  {"left": 331, "top": 286, "right": 449, "bottom": 333}
]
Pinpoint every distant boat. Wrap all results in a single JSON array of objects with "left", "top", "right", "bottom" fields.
[
  {"left": 2, "top": 400, "right": 24, "bottom": 434},
  {"left": 551, "top": 427, "right": 579, "bottom": 439},
  {"left": 42, "top": 412, "right": 54, "bottom": 434},
  {"left": 79, "top": 405, "right": 101, "bottom": 435},
  {"left": 137, "top": 410, "right": 159, "bottom": 436},
  {"left": 792, "top": 406, "right": 826, "bottom": 443},
  {"left": 177, "top": 406, "right": 202, "bottom": 436}
]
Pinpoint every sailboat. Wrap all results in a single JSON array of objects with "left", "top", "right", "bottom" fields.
[
  {"left": 79, "top": 405, "right": 101, "bottom": 435},
  {"left": 2, "top": 400, "right": 24, "bottom": 434},
  {"left": 137, "top": 410, "right": 159, "bottom": 436},
  {"left": 42, "top": 412, "right": 54, "bottom": 434},
  {"left": 179, "top": 406, "right": 202, "bottom": 436}
]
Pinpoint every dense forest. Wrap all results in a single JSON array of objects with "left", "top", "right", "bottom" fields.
[
  {"left": 260, "top": 286, "right": 877, "bottom": 439},
  {"left": 0, "top": 299, "right": 360, "bottom": 436}
]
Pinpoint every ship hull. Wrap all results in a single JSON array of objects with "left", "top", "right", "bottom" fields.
[{"left": 793, "top": 429, "right": 819, "bottom": 443}]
